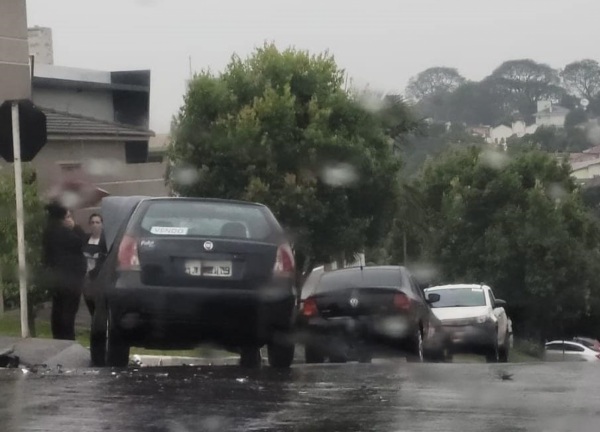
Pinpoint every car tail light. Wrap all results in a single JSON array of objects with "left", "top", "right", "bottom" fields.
[
  {"left": 301, "top": 297, "right": 318, "bottom": 317},
  {"left": 393, "top": 292, "right": 411, "bottom": 311},
  {"left": 596, "top": 353, "right": 600, "bottom": 361},
  {"left": 118, "top": 235, "right": 140, "bottom": 270},
  {"left": 273, "top": 243, "right": 295, "bottom": 277}
]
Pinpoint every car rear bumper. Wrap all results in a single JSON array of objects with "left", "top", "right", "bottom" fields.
[
  {"left": 297, "top": 314, "right": 416, "bottom": 347},
  {"left": 106, "top": 281, "right": 296, "bottom": 348}
]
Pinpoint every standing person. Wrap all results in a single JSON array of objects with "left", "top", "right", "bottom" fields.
[
  {"left": 82, "top": 213, "right": 107, "bottom": 316},
  {"left": 42, "top": 202, "right": 87, "bottom": 340}
]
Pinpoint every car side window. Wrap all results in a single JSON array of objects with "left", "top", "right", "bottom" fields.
[
  {"left": 546, "top": 343, "right": 563, "bottom": 351},
  {"left": 564, "top": 343, "right": 585, "bottom": 353}
]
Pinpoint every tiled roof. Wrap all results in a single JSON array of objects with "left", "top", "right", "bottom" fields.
[
  {"left": 583, "top": 145, "right": 600, "bottom": 154},
  {"left": 41, "top": 107, "right": 154, "bottom": 139}
]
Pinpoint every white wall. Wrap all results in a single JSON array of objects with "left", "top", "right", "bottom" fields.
[
  {"left": 536, "top": 114, "right": 567, "bottom": 128},
  {"left": 572, "top": 163, "right": 600, "bottom": 180},
  {"left": 33, "top": 87, "right": 114, "bottom": 122}
]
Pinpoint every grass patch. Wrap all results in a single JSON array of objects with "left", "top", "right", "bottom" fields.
[{"left": 0, "top": 309, "right": 229, "bottom": 358}]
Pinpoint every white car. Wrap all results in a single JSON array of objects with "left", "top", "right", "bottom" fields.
[
  {"left": 544, "top": 340, "right": 600, "bottom": 362},
  {"left": 424, "top": 284, "right": 511, "bottom": 363}
]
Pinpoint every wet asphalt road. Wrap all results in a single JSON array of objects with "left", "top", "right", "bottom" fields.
[{"left": 1, "top": 360, "right": 599, "bottom": 432}]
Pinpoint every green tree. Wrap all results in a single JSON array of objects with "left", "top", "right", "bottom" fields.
[
  {"left": 0, "top": 167, "right": 46, "bottom": 331},
  {"left": 562, "top": 60, "right": 600, "bottom": 102},
  {"left": 168, "top": 44, "right": 411, "bottom": 288},
  {"left": 417, "top": 147, "right": 600, "bottom": 340},
  {"left": 406, "top": 67, "right": 466, "bottom": 102}
]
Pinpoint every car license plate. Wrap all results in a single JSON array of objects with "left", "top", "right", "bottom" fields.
[
  {"left": 202, "top": 261, "right": 232, "bottom": 277},
  {"left": 184, "top": 260, "right": 203, "bottom": 276},
  {"left": 184, "top": 260, "right": 232, "bottom": 277}
]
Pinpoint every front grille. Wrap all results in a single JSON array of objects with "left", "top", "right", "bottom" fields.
[{"left": 443, "top": 318, "right": 475, "bottom": 327}]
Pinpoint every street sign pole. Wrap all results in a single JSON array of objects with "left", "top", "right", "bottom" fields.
[{"left": 11, "top": 101, "right": 29, "bottom": 338}]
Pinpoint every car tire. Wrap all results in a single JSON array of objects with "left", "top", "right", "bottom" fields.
[
  {"left": 240, "top": 346, "right": 262, "bottom": 368},
  {"left": 105, "top": 309, "right": 130, "bottom": 368},
  {"left": 305, "top": 344, "right": 326, "bottom": 364},
  {"left": 485, "top": 341, "right": 499, "bottom": 363},
  {"left": 267, "top": 341, "right": 295, "bottom": 369},
  {"left": 499, "top": 335, "right": 510, "bottom": 363},
  {"left": 406, "top": 327, "right": 424, "bottom": 363},
  {"left": 357, "top": 350, "right": 373, "bottom": 364},
  {"left": 90, "top": 301, "right": 107, "bottom": 367}
]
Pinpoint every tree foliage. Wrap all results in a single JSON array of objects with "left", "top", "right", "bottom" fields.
[
  {"left": 416, "top": 147, "right": 600, "bottom": 339},
  {"left": 405, "top": 67, "right": 466, "bottom": 102},
  {"left": 0, "top": 167, "right": 46, "bottom": 310},
  {"left": 168, "top": 44, "right": 411, "bottom": 286},
  {"left": 562, "top": 59, "right": 600, "bottom": 102}
]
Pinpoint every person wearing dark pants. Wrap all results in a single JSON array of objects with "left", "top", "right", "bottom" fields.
[
  {"left": 82, "top": 213, "right": 107, "bottom": 317},
  {"left": 42, "top": 203, "right": 87, "bottom": 341}
]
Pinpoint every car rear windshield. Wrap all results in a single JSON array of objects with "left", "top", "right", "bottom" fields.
[
  {"left": 427, "top": 287, "right": 486, "bottom": 308},
  {"left": 316, "top": 269, "right": 403, "bottom": 293},
  {"left": 137, "top": 200, "right": 276, "bottom": 240}
]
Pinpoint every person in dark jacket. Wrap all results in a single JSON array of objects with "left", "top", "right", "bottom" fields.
[
  {"left": 82, "top": 213, "right": 107, "bottom": 317},
  {"left": 42, "top": 202, "right": 87, "bottom": 340}
]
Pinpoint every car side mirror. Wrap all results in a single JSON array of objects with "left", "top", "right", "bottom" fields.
[
  {"left": 494, "top": 299, "right": 507, "bottom": 308},
  {"left": 426, "top": 293, "right": 440, "bottom": 304}
]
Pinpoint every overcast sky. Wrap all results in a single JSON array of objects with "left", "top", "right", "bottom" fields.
[{"left": 27, "top": 0, "right": 600, "bottom": 133}]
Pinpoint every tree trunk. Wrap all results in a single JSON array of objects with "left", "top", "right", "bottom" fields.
[
  {"left": 0, "top": 271, "right": 4, "bottom": 317},
  {"left": 403, "top": 230, "right": 408, "bottom": 265}
]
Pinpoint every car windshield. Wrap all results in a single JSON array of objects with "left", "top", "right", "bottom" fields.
[
  {"left": 316, "top": 269, "right": 404, "bottom": 293},
  {"left": 427, "top": 287, "right": 487, "bottom": 308},
  {"left": 138, "top": 201, "right": 274, "bottom": 240}
]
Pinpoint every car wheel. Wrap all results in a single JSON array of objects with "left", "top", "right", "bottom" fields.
[
  {"left": 499, "top": 335, "right": 510, "bottom": 363},
  {"left": 406, "top": 327, "right": 424, "bottom": 363},
  {"left": 105, "top": 309, "right": 130, "bottom": 368},
  {"left": 485, "top": 341, "right": 499, "bottom": 363},
  {"left": 357, "top": 349, "right": 373, "bottom": 364},
  {"left": 240, "top": 346, "right": 262, "bottom": 368},
  {"left": 90, "top": 301, "right": 107, "bottom": 367},
  {"left": 305, "top": 344, "right": 326, "bottom": 364},
  {"left": 268, "top": 341, "right": 295, "bottom": 369}
]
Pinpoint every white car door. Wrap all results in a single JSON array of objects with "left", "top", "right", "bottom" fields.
[{"left": 488, "top": 288, "right": 508, "bottom": 345}]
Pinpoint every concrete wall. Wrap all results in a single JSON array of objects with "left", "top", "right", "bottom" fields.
[
  {"left": 536, "top": 114, "right": 567, "bottom": 128},
  {"left": 0, "top": 0, "right": 31, "bottom": 102},
  {"left": 5, "top": 140, "right": 170, "bottom": 202},
  {"left": 28, "top": 27, "right": 53, "bottom": 65},
  {"left": 33, "top": 87, "right": 114, "bottom": 122}
]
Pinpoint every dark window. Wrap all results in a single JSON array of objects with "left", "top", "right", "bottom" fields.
[
  {"left": 546, "top": 343, "right": 564, "bottom": 351},
  {"left": 426, "top": 287, "right": 487, "bottom": 308},
  {"left": 125, "top": 141, "right": 149, "bottom": 164},
  {"left": 317, "top": 268, "right": 403, "bottom": 293},
  {"left": 136, "top": 200, "right": 275, "bottom": 241}
]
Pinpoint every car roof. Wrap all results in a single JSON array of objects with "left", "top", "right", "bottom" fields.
[
  {"left": 425, "top": 284, "right": 490, "bottom": 291},
  {"left": 546, "top": 340, "right": 587, "bottom": 347},
  {"left": 326, "top": 265, "right": 408, "bottom": 275},
  {"left": 147, "top": 196, "right": 266, "bottom": 207}
]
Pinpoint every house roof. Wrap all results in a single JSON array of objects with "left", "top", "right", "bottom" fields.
[
  {"left": 583, "top": 145, "right": 600, "bottom": 154},
  {"left": 42, "top": 107, "right": 154, "bottom": 141},
  {"left": 571, "top": 157, "right": 600, "bottom": 171}
]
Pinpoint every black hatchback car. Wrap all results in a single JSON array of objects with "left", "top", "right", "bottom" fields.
[
  {"left": 296, "top": 266, "right": 449, "bottom": 363},
  {"left": 89, "top": 196, "right": 297, "bottom": 368}
]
